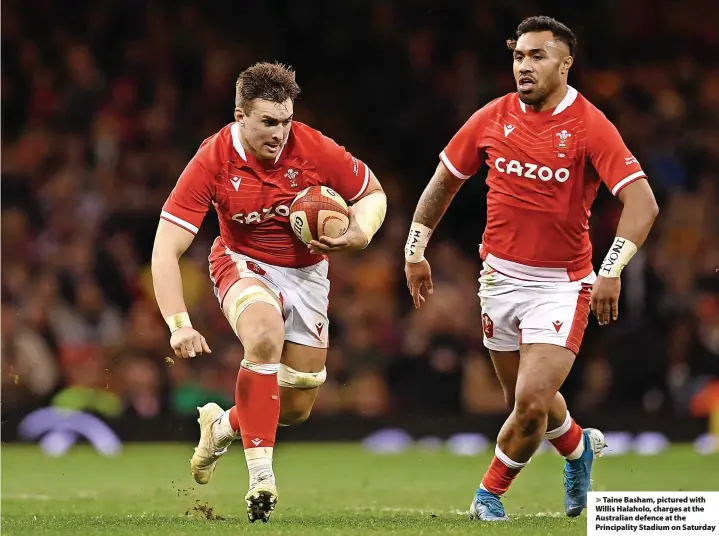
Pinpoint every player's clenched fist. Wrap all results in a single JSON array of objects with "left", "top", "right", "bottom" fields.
[
  {"left": 170, "top": 326, "right": 212, "bottom": 359},
  {"left": 405, "top": 259, "right": 434, "bottom": 309}
]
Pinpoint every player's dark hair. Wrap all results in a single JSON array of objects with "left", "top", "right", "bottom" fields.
[
  {"left": 235, "top": 62, "right": 300, "bottom": 112},
  {"left": 507, "top": 16, "right": 577, "bottom": 57}
]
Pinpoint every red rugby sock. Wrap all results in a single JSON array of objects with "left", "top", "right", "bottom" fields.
[
  {"left": 480, "top": 446, "right": 527, "bottom": 496},
  {"left": 546, "top": 412, "right": 584, "bottom": 459},
  {"left": 234, "top": 361, "right": 280, "bottom": 450}
]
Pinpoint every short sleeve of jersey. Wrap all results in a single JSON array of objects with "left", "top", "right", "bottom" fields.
[
  {"left": 588, "top": 113, "right": 647, "bottom": 196},
  {"left": 440, "top": 107, "right": 489, "bottom": 179},
  {"left": 161, "top": 157, "right": 213, "bottom": 235},
  {"left": 317, "top": 136, "right": 370, "bottom": 202}
]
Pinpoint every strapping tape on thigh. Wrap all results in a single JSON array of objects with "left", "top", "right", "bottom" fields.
[
  {"left": 227, "top": 285, "right": 281, "bottom": 334},
  {"left": 278, "top": 363, "right": 327, "bottom": 389}
]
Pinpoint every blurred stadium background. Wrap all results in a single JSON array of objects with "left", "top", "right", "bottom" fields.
[
  {"left": 2, "top": 0, "right": 719, "bottom": 463},
  {"left": 3, "top": 1, "right": 719, "bottom": 533}
]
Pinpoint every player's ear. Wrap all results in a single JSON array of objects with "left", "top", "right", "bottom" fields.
[
  {"left": 561, "top": 56, "right": 574, "bottom": 75},
  {"left": 234, "top": 107, "right": 244, "bottom": 123}
]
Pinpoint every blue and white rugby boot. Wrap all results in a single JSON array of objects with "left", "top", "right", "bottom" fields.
[
  {"left": 469, "top": 488, "right": 510, "bottom": 521},
  {"left": 564, "top": 428, "right": 606, "bottom": 517}
]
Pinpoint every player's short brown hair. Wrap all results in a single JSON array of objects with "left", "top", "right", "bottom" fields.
[
  {"left": 507, "top": 16, "right": 577, "bottom": 57},
  {"left": 235, "top": 62, "right": 300, "bottom": 112}
]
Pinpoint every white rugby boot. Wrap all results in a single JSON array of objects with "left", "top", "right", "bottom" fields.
[
  {"left": 245, "top": 469, "right": 278, "bottom": 523},
  {"left": 190, "top": 403, "right": 232, "bottom": 484}
]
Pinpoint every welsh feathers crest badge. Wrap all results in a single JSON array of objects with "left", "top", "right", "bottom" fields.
[
  {"left": 285, "top": 168, "right": 299, "bottom": 188},
  {"left": 553, "top": 128, "right": 574, "bottom": 151}
]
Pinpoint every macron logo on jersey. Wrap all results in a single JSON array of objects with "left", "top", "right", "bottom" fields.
[
  {"left": 230, "top": 176, "right": 242, "bottom": 192},
  {"left": 503, "top": 124, "right": 515, "bottom": 138}
]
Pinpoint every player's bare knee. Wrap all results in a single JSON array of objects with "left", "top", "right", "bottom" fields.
[
  {"left": 243, "top": 328, "right": 283, "bottom": 363},
  {"left": 514, "top": 394, "right": 549, "bottom": 436}
]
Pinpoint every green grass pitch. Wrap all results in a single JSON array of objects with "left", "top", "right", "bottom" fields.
[{"left": 2, "top": 443, "right": 717, "bottom": 535}]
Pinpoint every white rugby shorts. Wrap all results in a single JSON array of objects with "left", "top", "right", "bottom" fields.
[
  {"left": 478, "top": 262, "right": 593, "bottom": 354},
  {"left": 209, "top": 240, "right": 330, "bottom": 348}
]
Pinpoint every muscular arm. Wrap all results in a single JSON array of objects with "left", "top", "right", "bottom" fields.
[
  {"left": 404, "top": 161, "right": 466, "bottom": 305},
  {"left": 404, "top": 162, "right": 466, "bottom": 267},
  {"left": 615, "top": 179, "right": 659, "bottom": 248},
  {"left": 597, "top": 178, "right": 658, "bottom": 280},
  {"left": 593, "top": 178, "right": 659, "bottom": 324},
  {"left": 412, "top": 162, "right": 466, "bottom": 229},
  {"left": 354, "top": 169, "right": 383, "bottom": 199},
  {"left": 350, "top": 170, "right": 387, "bottom": 245},
  {"left": 151, "top": 220, "right": 195, "bottom": 319}
]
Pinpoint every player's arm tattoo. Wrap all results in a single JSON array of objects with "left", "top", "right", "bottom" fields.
[{"left": 412, "top": 164, "right": 465, "bottom": 229}]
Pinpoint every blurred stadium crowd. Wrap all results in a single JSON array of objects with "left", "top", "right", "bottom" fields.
[{"left": 2, "top": 0, "right": 718, "bottom": 425}]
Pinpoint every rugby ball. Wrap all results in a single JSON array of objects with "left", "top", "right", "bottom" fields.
[{"left": 289, "top": 186, "right": 350, "bottom": 244}]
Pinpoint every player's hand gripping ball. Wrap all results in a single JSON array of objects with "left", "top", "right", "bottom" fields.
[{"left": 289, "top": 186, "right": 350, "bottom": 244}]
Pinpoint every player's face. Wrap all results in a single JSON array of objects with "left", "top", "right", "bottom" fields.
[
  {"left": 239, "top": 98, "right": 294, "bottom": 160},
  {"left": 512, "top": 31, "right": 572, "bottom": 106}
]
